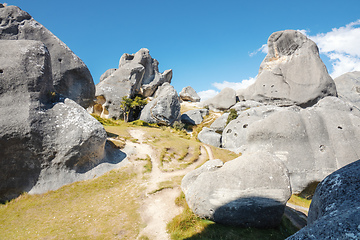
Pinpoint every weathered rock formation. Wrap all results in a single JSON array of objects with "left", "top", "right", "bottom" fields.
[
  {"left": 223, "top": 97, "right": 360, "bottom": 193},
  {"left": 243, "top": 30, "right": 337, "bottom": 107},
  {"left": 201, "top": 88, "right": 237, "bottom": 111},
  {"left": 0, "top": 4, "right": 95, "bottom": 108},
  {"left": 209, "top": 112, "right": 229, "bottom": 132},
  {"left": 180, "top": 109, "right": 209, "bottom": 125},
  {"left": 179, "top": 86, "right": 201, "bottom": 102},
  {"left": 197, "top": 127, "right": 222, "bottom": 148},
  {"left": 93, "top": 48, "right": 172, "bottom": 119},
  {"left": 182, "top": 151, "right": 291, "bottom": 227},
  {"left": 334, "top": 71, "right": 360, "bottom": 109},
  {"left": 0, "top": 40, "right": 123, "bottom": 202},
  {"left": 287, "top": 160, "right": 360, "bottom": 239},
  {"left": 139, "top": 83, "right": 180, "bottom": 125}
]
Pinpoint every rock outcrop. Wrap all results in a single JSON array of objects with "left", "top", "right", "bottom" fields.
[
  {"left": 93, "top": 48, "right": 173, "bottom": 119},
  {"left": 179, "top": 86, "right": 201, "bottom": 102},
  {"left": 139, "top": 83, "right": 180, "bottom": 125},
  {"left": 182, "top": 151, "right": 291, "bottom": 227},
  {"left": 0, "top": 40, "right": 123, "bottom": 202},
  {"left": 180, "top": 109, "right": 208, "bottom": 125},
  {"left": 287, "top": 160, "right": 360, "bottom": 239},
  {"left": 197, "top": 127, "right": 222, "bottom": 148},
  {"left": 209, "top": 112, "right": 229, "bottom": 132},
  {"left": 223, "top": 97, "right": 360, "bottom": 193},
  {"left": 334, "top": 71, "right": 360, "bottom": 109},
  {"left": 0, "top": 5, "right": 95, "bottom": 108},
  {"left": 243, "top": 30, "right": 337, "bottom": 107},
  {"left": 201, "top": 88, "right": 237, "bottom": 111}
]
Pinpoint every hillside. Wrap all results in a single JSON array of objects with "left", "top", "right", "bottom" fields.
[{"left": 0, "top": 117, "right": 304, "bottom": 240}]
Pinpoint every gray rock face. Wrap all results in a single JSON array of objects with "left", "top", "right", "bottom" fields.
[
  {"left": 182, "top": 151, "right": 291, "bottom": 227},
  {"left": 197, "top": 127, "right": 222, "bottom": 148},
  {"left": 139, "top": 83, "right": 180, "bottom": 125},
  {"left": 93, "top": 48, "right": 172, "bottom": 119},
  {"left": 223, "top": 97, "right": 360, "bottom": 193},
  {"left": 244, "top": 30, "right": 337, "bottom": 107},
  {"left": 230, "top": 100, "right": 264, "bottom": 113},
  {"left": 179, "top": 86, "right": 201, "bottom": 102},
  {"left": 334, "top": 71, "right": 360, "bottom": 109},
  {"left": 180, "top": 109, "right": 209, "bottom": 125},
  {"left": 0, "top": 5, "right": 95, "bottom": 108},
  {"left": 0, "top": 40, "right": 123, "bottom": 202},
  {"left": 287, "top": 160, "right": 360, "bottom": 239},
  {"left": 210, "top": 112, "right": 229, "bottom": 132},
  {"left": 201, "top": 88, "right": 236, "bottom": 111}
]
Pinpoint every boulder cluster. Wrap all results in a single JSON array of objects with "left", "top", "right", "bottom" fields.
[{"left": 185, "top": 30, "right": 360, "bottom": 229}]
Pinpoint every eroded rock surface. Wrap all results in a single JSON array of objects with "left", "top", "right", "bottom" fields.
[
  {"left": 201, "top": 88, "right": 236, "bottom": 111},
  {"left": 139, "top": 83, "right": 180, "bottom": 125},
  {"left": 180, "top": 109, "right": 208, "bottom": 125},
  {"left": 197, "top": 127, "right": 222, "bottom": 148},
  {"left": 179, "top": 86, "right": 200, "bottom": 102},
  {"left": 334, "top": 71, "right": 360, "bottom": 109},
  {"left": 182, "top": 151, "right": 291, "bottom": 227},
  {"left": 243, "top": 30, "right": 337, "bottom": 107},
  {"left": 0, "top": 5, "right": 95, "bottom": 108},
  {"left": 0, "top": 40, "right": 123, "bottom": 202},
  {"left": 287, "top": 160, "right": 360, "bottom": 239}
]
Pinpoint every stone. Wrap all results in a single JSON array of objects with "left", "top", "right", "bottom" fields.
[
  {"left": 0, "top": 5, "right": 95, "bottom": 108},
  {"left": 230, "top": 100, "right": 264, "bottom": 113},
  {"left": 243, "top": 30, "right": 337, "bottom": 107},
  {"left": 100, "top": 68, "right": 117, "bottom": 82},
  {"left": 0, "top": 40, "right": 124, "bottom": 202},
  {"left": 179, "top": 86, "right": 201, "bottom": 102},
  {"left": 287, "top": 160, "right": 360, "bottom": 239},
  {"left": 139, "top": 83, "right": 180, "bottom": 125},
  {"left": 334, "top": 71, "right": 360, "bottom": 109},
  {"left": 180, "top": 109, "right": 209, "bottom": 125},
  {"left": 182, "top": 151, "right": 291, "bottom": 227},
  {"left": 197, "top": 127, "right": 222, "bottom": 148},
  {"left": 201, "top": 87, "right": 236, "bottom": 111},
  {"left": 210, "top": 112, "right": 229, "bottom": 132},
  {"left": 223, "top": 97, "right": 360, "bottom": 193},
  {"left": 92, "top": 48, "right": 172, "bottom": 119}
]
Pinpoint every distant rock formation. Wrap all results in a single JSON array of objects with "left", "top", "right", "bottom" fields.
[
  {"left": 179, "top": 86, "right": 201, "bottom": 102},
  {"left": 0, "top": 4, "right": 95, "bottom": 108},
  {"left": 201, "top": 88, "right": 237, "bottom": 111},
  {"left": 0, "top": 40, "right": 123, "bottom": 202},
  {"left": 139, "top": 83, "right": 180, "bottom": 125},
  {"left": 93, "top": 48, "right": 173, "bottom": 120},
  {"left": 180, "top": 109, "right": 208, "bottom": 125},
  {"left": 243, "top": 30, "right": 337, "bottom": 107},
  {"left": 287, "top": 160, "right": 360, "bottom": 239},
  {"left": 334, "top": 71, "right": 360, "bottom": 109},
  {"left": 182, "top": 151, "right": 291, "bottom": 227}
]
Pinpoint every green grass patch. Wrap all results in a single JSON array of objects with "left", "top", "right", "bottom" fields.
[
  {"left": 168, "top": 192, "right": 298, "bottom": 240},
  {"left": 135, "top": 155, "right": 152, "bottom": 173},
  {"left": 209, "top": 145, "right": 241, "bottom": 163},
  {"left": 0, "top": 167, "right": 143, "bottom": 240},
  {"left": 287, "top": 195, "right": 312, "bottom": 209}
]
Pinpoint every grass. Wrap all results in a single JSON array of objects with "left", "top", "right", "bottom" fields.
[
  {"left": 0, "top": 167, "right": 143, "bottom": 240},
  {"left": 135, "top": 155, "right": 152, "bottom": 173},
  {"left": 209, "top": 145, "right": 241, "bottom": 163},
  {"left": 167, "top": 192, "right": 298, "bottom": 240},
  {"left": 287, "top": 195, "right": 312, "bottom": 209}
]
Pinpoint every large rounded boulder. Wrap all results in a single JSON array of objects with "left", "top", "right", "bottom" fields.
[{"left": 181, "top": 151, "right": 291, "bottom": 227}]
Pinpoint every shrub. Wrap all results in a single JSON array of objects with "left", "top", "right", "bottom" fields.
[{"left": 226, "top": 109, "right": 238, "bottom": 125}]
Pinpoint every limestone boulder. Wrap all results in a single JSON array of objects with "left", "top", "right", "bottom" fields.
[
  {"left": 139, "top": 83, "right": 180, "bottom": 125},
  {"left": 182, "top": 151, "right": 291, "bottom": 227},
  {"left": 244, "top": 30, "right": 337, "bottom": 107},
  {"left": 210, "top": 112, "right": 229, "bottom": 132},
  {"left": 223, "top": 97, "right": 360, "bottom": 193},
  {"left": 230, "top": 100, "right": 264, "bottom": 113},
  {"left": 179, "top": 86, "right": 201, "bottom": 102},
  {"left": 0, "top": 5, "right": 95, "bottom": 108},
  {"left": 0, "top": 40, "right": 124, "bottom": 202},
  {"left": 93, "top": 48, "right": 172, "bottom": 119},
  {"left": 197, "top": 127, "right": 222, "bottom": 148},
  {"left": 180, "top": 109, "right": 209, "bottom": 125},
  {"left": 100, "top": 68, "right": 117, "bottom": 82},
  {"left": 201, "top": 88, "right": 236, "bottom": 111},
  {"left": 287, "top": 160, "right": 360, "bottom": 239},
  {"left": 334, "top": 71, "right": 360, "bottom": 109}
]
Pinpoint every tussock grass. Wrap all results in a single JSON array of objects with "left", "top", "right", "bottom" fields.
[
  {"left": 167, "top": 192, "right": 298, "bottom": 240},
  {"left": 0, "top": 167, "right": 143, "bottom": 240},
  {"left": 135, "top": 155, "right": 152, "bottom": 173},
  {"left": 287, "top": 195, "right": 312, "bottom": 209},
  {"left": 209, "top": 145, "right": 241, "bottom": 163}
]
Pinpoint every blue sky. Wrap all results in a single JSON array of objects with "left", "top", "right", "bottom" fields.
[{"left": 6, "top": 0, "right": 360, "bottom": 100}]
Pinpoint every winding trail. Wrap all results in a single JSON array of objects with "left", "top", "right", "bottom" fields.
[{"left": 126, "top": 129, "right": 210, "bottom": 240}]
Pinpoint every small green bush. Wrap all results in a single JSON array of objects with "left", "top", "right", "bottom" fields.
[{"left": 226, "top": 109, "right": 238, "bottom": 125}]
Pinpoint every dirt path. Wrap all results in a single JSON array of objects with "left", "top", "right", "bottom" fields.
[{"left": 127, "top": 129, "right": 209, "bottom": 240}]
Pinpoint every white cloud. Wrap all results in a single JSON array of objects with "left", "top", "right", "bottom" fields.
[
  {"left": 249, "top": 44, "right": 268, "bottom": 56},
  {"left": 198, "top": 89, "right": 219, "bottom": 102},
  {"left": 212, "top": 76, "right": 256, "bottom": 91}
]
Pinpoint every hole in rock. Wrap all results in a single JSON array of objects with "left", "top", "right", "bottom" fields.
[
  {"left": 338, "top": 126, "right": 343, "bottom": 130},
  {"left": 0, "top": 69, "right": 3, "bottom": 73},
  {"left": 243, "top": 124, "right": 248, "bottom": 128},
  {"left": 58, "top": 58, "right": 62, "bottom": 63},
  {"left": 319, "top": 145, "right": 325, "bottom": 152},
  {"left": 226, "top": 129, "right": 232, "bottom": 134}
]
